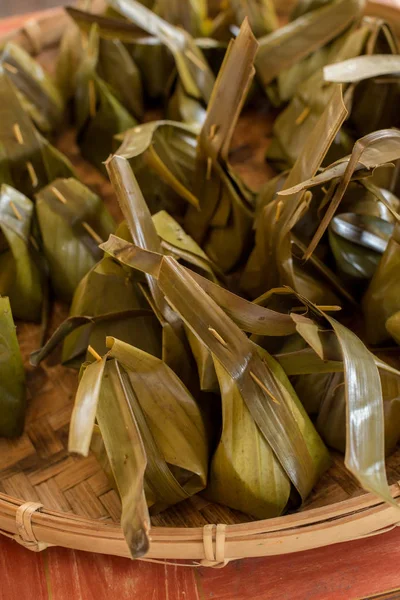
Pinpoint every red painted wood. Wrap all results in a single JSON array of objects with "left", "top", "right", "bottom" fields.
[
  {"left": 197, "top": 527, "right": 400, "bottom": 600},
  {"left": 1, "top": 528, "right": 400, "bottom": 600},
  {"left": 0, "top": 536, "right": 48, "bottom": 600}
]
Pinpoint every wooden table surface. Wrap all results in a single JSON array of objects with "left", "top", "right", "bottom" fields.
[{"left": 1, "top": 5, "right": 400, "bottom": 600}]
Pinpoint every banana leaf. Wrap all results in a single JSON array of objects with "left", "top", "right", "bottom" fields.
[
  {"left": 97, "top": 37, "right": 144, "bottom": 120},
  {"left": 72, "top": 357, "right": 150, "bottom": 558},
  {"left": 154, "top": 0, "right": 207, "bottom": 37},
  {"left": 0, "top": 66, "right": 74, "bottom": 197},
  {"left": 386, "top": 311, "right": 400, "bottom": 344},
  {"left": 101, "top": 236, "right": 331, "bottom": 509},
  {"left": 0, "top": 185, "right": 43, "bottom": 321},
  {"left": 324, "top": 54, "right": 400, "bottom": 83},
  {"left": 61, "top": 254, "right": 162, "bottom": 366},
  {"left": 114, "top": 120, "right": 199, "bottom": 215},
  {"left": 70, "top": 338, "right": 208, "bottom": 549},
  {"left": 242, "top": 85, "right": 348, "bottom": 298},
  {"left": 65, "top": 6, "right": 175, "bottom": 101},
  {"left": 256, "top": 0, "right": 362, "bottom": 105},
  {"left": 107, "top": 0, "right": 215, "bottom": 125},
  {"left": 279, "top": 129, "right": 400, "bottom": 260},
  {"left": 75, "top": 24, "right": 137, "bottom": 172},
  {"left": 56, "top": 18, "right": 84, "bottom": 101},
  {"left": 314, "top": 367, "right": 400, "bottom": 456},
  {"left": 230, "top": 0, "right": 278, "bottom": 37},
  {"left": 0, "top": 42, "right": 64, "bottom": 134},
  {"left": 266, "top": 18, "right": 395, "bottom": 170},
  {"left": 0, "top": 297, "right": 26, "bottom": 438},
  {"left": 152, "top": 210, "right": 220, "bottom": 282},
  {"left": 36, "top": 178, "right": 116, "bottom": 302},
  {"left": 291, "top": 299, "right": 399, "bottom": 508},
  {"left": 184, "top": 18, "right": 258, "bottom": 273},
  {"left": 362, "top": 223, "right": 400, "bottom": 345},
  {"left": 290, "top": 0, "right": 334, "bottom": 20},
  {"left": 105, "top": 154, "right": 196, "bottom": 389}
]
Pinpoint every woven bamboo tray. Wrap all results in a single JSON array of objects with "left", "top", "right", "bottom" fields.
[{"left": 0, "top": 1, "right": 400, "bottom": 568}]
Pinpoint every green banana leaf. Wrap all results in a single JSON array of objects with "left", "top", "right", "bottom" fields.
[
  {"left": 56, "top": 18, "right": 84, "bottom": 101},
  {"left": 0, "top": 42, "right": 64, "bottom": 134},
  {"left": 386, "top": 311, "right": 400, "bottom": 344},
  {"left": 279, "top": 128, "right": 400, "bottom": 260},
  {"left": 230, "top": 0, "right": 278, "bottom": 37},
  {"left": 0, "top": 297, "right": 26, "bottom": 438},
  {"left": 256, "top": 0, "right": 362, "bottom": 105},
  {"left": 100, "top": 236, "right": 331, "bottom": 509},
  {"left": 65, "top": 6, "right": 175, "bottom": 101},
  {"left": 73, "top": 357, "right": 150, "bottom": 558},
  {"left": 313, "top": 366, "right": 400, "bottom": 457},
  {"left": 205, "top": 344, "right": 330, "bottom": 518},
  {"left": 105, "top": 154, "right": 196, "bottom": 390},
  {"left": 36, "top": 177, "right": 116, "bottom": 302},
  {"left": 70, "top": 338, "right": 208, "bottom": 550},
  {"left": 75, "top": 24, "right": 137, "bottom": 171},
  {"left": 0, "top": 65, "right": 74, "bottom": 197},
  {"left": 266, "top": 18, "right": 395, "bottom": 170},
  {"left": 154, "top": 0, "right": 207, "bottom": 37},
  {"left": 184, "top": 18, "right": 258, "bottom": 273},
  {"left": 323, "top": 54, "right": 400, "bottom": 83},
  {"left": 291, "top": 299, "right": 399, "bottom": 508},
  {"left": 107, "top": 0, "right": 215, "bottom": 125},
  {"left": 114, "top": 120, "right": 199, "bottom": 215},
  {"left": 363, "top": 223, "right": 400, "bottom": 345},
  {"left": 0, "top": 185, "right": 43, "bottom": 321},
  {"left": 61, "top": 254, "right": 162, "bottom": 366},
  {"left": 152, "top": 210, "right": 220, "bottom": 281},
  {"left": 97, "top": 37, "right": 144, "bottom": 120},
  {"left": 290, "top": 0, "right": 334, "bottom": 20},
  {"left": 242, "top": 84, "right": 348, "bottom": 298}
]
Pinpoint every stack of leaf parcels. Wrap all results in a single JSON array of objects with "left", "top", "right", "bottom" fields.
[{"left": 1, "top": 0, "right": 400, "bottom": 560}]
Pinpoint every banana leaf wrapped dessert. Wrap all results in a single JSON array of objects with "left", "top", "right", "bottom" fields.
[
  {"left": 267, "top": 16, "right": 399, "bottom": 170},
  {"left": 0, "top": 297, "right": 26, "bottom": 438},
  {"left": 363, "top": 223, "right": 400, "bottom": 345},
  {"left": 107, "top": 0, "right": 215, "bottom": 126},
  {"left": 256, "top": 0, "right": 363, "bottom": 107},
  {"left": 114, "top": 120, "right": 198, "bottom": 216},
  {"left": 69, "top": 337, "right": 208, "bottom": 557},
  {"left": 0, "top": 65, "right": 74, "bottom": 197},
  {"left": 35, "top": 177, "right": 116, "bottom": 301},
  {"left": 74, "top": 24, "right": 137, "bottom": 171},
  {"left": 230, "top": 0, "right": 278, "bottom": 37},
  {"left": 1, "top": 42, "right": 64, "bottom": 135},
  {"left": 0, "top": 185, "right": 43, "bottom": 321}
]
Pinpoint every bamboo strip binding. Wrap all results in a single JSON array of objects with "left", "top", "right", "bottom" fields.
[{"left": 0, "top": 1, "right": 399, "bottom": 565}]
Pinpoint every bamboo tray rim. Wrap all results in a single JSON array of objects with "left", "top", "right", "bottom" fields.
[
  {"left": 0, "top": 1, "right": 400, "bottom": 567},
  {"left": 0, "top": 483, "right": 399, "bottom": 565}
]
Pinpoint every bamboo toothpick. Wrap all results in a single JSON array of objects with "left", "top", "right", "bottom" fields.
[
  {"left": 274, "top": 200, "right": 284, "bottom": 223},
  {"left": 51, "top": 186, "right": 67, "bottom": 204},
  {"left": 4, "top": 62, "right": 18, "bottom": 74},
  {"left": 295, "top": 106, "right": 310, "bottom": 126},
  {"left": 13, "top": 123, "right": 24, "bottom": 145},
  {"left": 184, "top": 48, "right": 206, "bottom": 71},
  {"left": 26, "top": 162, "right": 38, "bottom": 188},
  {"left": 30, "top": 235, "right": 39, "bottom": 251},
  {"left": 88, "top": 345, "right": 102, "bottom": 362},
  {"left": 82, "top": 221, "right": 103, "bottom": 245},
  {"left": 10, "top": 200, "right": 22, "bottom": 221},
  {"left": 206, "top": 156, "right": 212, "bottom": 180},
  {"left": 208, "top": 124, "right": 218, "bottom": 141},
  {"left": 208, "top": 327, "right": 228, "bottom": 347},
  {"left": 249, "top": 371, "right": 280, "bottom": 405},
  {"left": 88, "top": 79, "right": 96, "bottom": 118}
]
